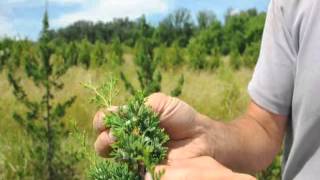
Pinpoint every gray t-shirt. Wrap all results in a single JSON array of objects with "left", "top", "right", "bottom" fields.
[{"left": 248, "top": 0, "right": 320, "bottom": 179}]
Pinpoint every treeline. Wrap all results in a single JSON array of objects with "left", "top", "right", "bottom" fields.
[
  {"left": 51, "top": 8, "right": 265, "bottom": 55},
  {"left": 0, "top": 8, "right": 266, "bottom": 72}
]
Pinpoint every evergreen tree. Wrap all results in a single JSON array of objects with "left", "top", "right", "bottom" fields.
[
  {"left": 78, "top": 38, "right": 91, "bottom": 69},
  {"left": 91, "top": 40, "right": 107, "bottom": 67},
  {"left": 167, "top": 41, "right": 184, "bottom": 67},
  {"left": 187, "top": 37, "right": 207, "bottom": 70},
  {"left": 121, "top": 38, "right": 161, "bottom": 95},
  {"left": 6, "top": 7, "right": 79, "bottom": 179},
  {"left": 63, "top": 42, "right": 79, "bottom": 66},
  {"left": 108, "top": 36, "right": 123, "bottom": 66},
  {"left": 0, "top": 39, "right": 11, "bottom": 71},
  {"left": 153, "top": 44, "right": 168, "bottom": 69}
]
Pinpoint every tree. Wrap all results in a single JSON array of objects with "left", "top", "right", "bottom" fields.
[
  {"left": 91, "top": 40, "right": 107, "bottom": 67},
  {"left": 155, "top": 8, "right": 195, "bottom": 47},
  {"left": 197, "top": 10, "right": 217, "bottom": 30},
  {"left": 6, "top": 8, "right": 79, "bottom": 179},
  {"left": 121, "top": 38, "right": 184, "bottom": 97},
  {"left": 242, "top": 41, "right": 261, "bottom": 68},
  {"left": 209, "top": 49, "right": 222, "bottom": 70},
  {"left": 78, "top": 38, "right": 91, "bottom": 68},
  {"left": 121, "top": 38, "right": 161, "bottom": 95},
  {"left": 108, "top": 36, "right": 123, "bottom": 66},
  {"left": 154, "top": 44, "right": 168, "bottom": 69},
  {"left": 167, "top": 41, "right": 184, "bottom": 67},
  {"left": 0, "top": 38, "right": 12, "bottom": 71},
  {"left": 187, "top": 37, "right": 207, "bottom": 70}
]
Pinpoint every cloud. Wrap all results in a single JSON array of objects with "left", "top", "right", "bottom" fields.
[{"left": 53, "top": 0, "right": 169, "bottom": 27}]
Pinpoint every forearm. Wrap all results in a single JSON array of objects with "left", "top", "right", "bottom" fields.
[{"left": 196, "top": 110, "right": 285, "bottom": 173}]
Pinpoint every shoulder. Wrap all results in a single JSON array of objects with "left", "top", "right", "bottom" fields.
[{"left": 270, "top": 0, "right": 314, "bottom": 40}]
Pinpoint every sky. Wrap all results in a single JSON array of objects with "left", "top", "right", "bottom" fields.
[{"left": 0, "top": 0, "right": 270, "bottom": 40}]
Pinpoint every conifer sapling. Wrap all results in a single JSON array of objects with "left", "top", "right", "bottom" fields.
[{"left": 84, "top": 78, "right": 169, "bottom": 180}]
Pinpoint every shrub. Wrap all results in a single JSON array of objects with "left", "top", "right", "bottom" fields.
[
  {"left": 91, "top": 41, "right": 107, "bottom": 67},
  {"left": 208, "top": 49, "right": 222, "bottom": 70},
  {"left": 187, "top": 38, "right": 207, "bottom": 70},
  {"left": 121, "top": 38, "right": 184, "bottom": 97},
  {"left": 243, "top": 41, "right": 261, "bottom": 68},
  {"left": 167, "top": 41, "right": 184, "bottom": 67},
  {"left": 108, "top": 37, "right": 124, "bottom": 66},
  {"left": 229, "top": 51, "right": 241, "bottom": 70}
]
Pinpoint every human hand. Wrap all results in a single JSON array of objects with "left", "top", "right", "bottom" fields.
[
  {"left": 145, "top": 156, "right": 256, "bottom": 180},
  {"left": 93, "top": 93, "right": 213, "bottom": 160}
]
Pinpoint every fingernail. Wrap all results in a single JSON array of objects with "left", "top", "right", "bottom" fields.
[{"left": 145, "top": 172, "right": 153, "bottom": 180}]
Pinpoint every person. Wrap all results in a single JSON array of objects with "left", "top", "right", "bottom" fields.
[{"left": 93, "top": 0, "right": 320, "bottom": 179}]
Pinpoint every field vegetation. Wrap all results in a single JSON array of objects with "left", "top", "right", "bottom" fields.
[{"left": 0, "top": 7, "right": 281, "bottom": 180}]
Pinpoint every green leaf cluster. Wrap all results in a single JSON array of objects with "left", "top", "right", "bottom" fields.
[{"left": 87, "top": 80, "right": 169, "bottom": 180}]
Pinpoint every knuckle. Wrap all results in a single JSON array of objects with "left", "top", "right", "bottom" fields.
[{"left": 93, "top": 111, "right": 105, "bottom": 130}]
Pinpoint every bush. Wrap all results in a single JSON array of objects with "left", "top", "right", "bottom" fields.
[
  {"left": 91, "top": 41, "right": 107, "bottom": 67},
  {"left": 208, "top": 49, "right": 222, "bottom": 70},
  {"left": 167, "top": 41, "right": 184, "bottom": 67},
  {"left": 108, "top": 37, "right": 124, "bottom": 66},
  {"left": 229, "top": 51, "right": 241, "bottom": 70},
  {"left": 243, "top": 41, "right": 261, "bottom": 68},
  {"left": 154, "top": 44, "right": 168, "bottom": 69},
  {"left": 187, "top": 38, "right": 207, "bottom": 70}
]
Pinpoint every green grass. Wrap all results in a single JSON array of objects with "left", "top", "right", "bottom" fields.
[{"left": 0, "top": 54, "right": 252, "bottom": 179}]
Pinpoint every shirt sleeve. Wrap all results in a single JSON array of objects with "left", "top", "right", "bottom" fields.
[{"left": 248, "top": 0, "right": 297, "bottom": 116}]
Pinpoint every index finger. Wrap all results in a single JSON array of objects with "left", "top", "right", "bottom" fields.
[{"left": 93, "top": 106, "right": 119, "bottom": 133}]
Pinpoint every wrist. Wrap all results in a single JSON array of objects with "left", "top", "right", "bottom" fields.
[{"left": 194, "top": 113, "right": 218, "bottom": 159}]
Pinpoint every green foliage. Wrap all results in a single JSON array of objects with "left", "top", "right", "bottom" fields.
[
  {"left": 83, "top": 77, "right": 119, "bottom": 108},
  {"left": 243, "top": 41, "right": 261, "bottom": 68},
  {"left": 121, "top": 38, "right": 161, "bottom": 95},
  {"left": 0, "top": 39, "right": 11, "bottom": 71},
  {"left": 257, "top": 154, "right": 282, "bottom": 180},
  {"left": 170, "top": 74, "right": 184, "bottom": 97},
  {"left": 154, "top": 8, "right": 194, "bottom": 47},
  {"left": 154, "top": 44, "right": 168, "bottom": 69},
  {"left": 168, "top": 41, "right": 184, "bottom": 67},
  {"left": 216, "top": 65, "right": 241, "bottom": 120},
  {"left": 78, "top": 38, "right": 92, "bottom": 69},
  {"left": 85, "top": 79, "right": 169, "bottom": 180},
  {"left": 195, "top": 18, "right": 222, "bottom": 55},
  {"left": 4, "top": 9, "right": 80, "bottom": 179},
  {"left": 187, "top": 37, "right": 207, "bottom": 70},
  {"left": 219, "top": 8, "right": 266, "bottom": 55},
  {"left": 108, "top": 37, "right": 124, "bottom": 66},
  {"left": 89, "top": 161, "right": 139, "bottom": 180},
  {"left": 91, "top": 41, "right": 107, "bottom": 67},
  {"left": 208, "top": 50, "right": 222, "bottom": 70},
  {"left": 197, "top": 10, "right": 218, "bottom": 30},
  {"left": 229, "top": 51, "right": 242, "bottom": 70},
  {"left": 121, "top": 38, "right": 184, "bottom": 97},
  {"left": 61, "top": 42, "right": 79, "bottom": 66}
]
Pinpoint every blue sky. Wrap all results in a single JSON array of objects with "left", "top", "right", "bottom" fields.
[{"left": 0, "top": 0, "right": 270, "bottom": 40}]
